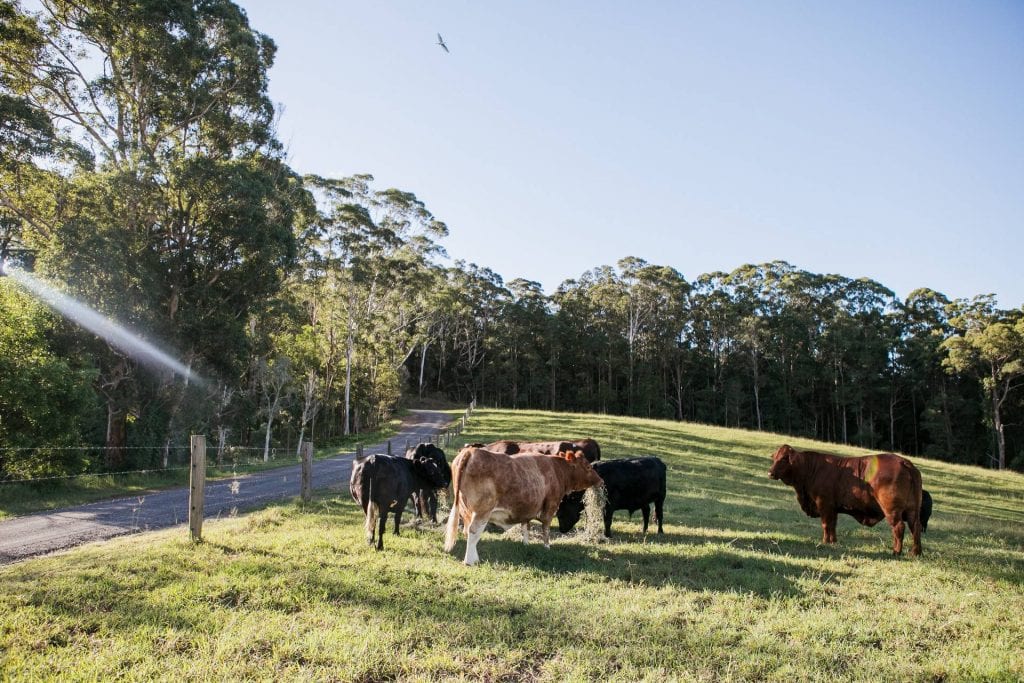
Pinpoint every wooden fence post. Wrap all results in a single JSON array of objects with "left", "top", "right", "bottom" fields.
[
  {"left": 301, "top": 440, "right": 313, "bottom": 503},
  {"left": 189, "top": 434, "right": 206, "bottom": 542},
  {"left": 387, "top": 440, "right": 392, "bottom": 455}
]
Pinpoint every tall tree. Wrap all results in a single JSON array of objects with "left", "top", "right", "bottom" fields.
[
  {"left": 943, "top": 297, "right": 1024, "bottom": 470},
  {"left": 301, "top": 174, "right": 447, "bottom": 434},
  {"left": 2, "top": 0, "right": 306, "bottom": 463}
]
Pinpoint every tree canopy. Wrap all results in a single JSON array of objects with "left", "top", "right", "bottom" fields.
[{"left": 1, "top": 0, "right": 1021, "bottom": 478}]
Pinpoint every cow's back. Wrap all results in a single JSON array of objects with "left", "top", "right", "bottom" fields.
[
  {"left": 350, "top": 454, "right": 414, "bottom": 506},
  {"left": 458, "top": 449, "right": 556, "bottom": 522},
  {"left": 851, "top": 453, "right": 922, "bottom": 514},
  {"left": 485, "top": 440, "right": 574, "bottom": 456},
  {"left": 597, "top": 457, "right": 665, "bottom": 511}
]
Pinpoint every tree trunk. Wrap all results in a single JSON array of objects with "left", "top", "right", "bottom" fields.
[
  {"left": 751, "top": 350, "right": 762, "bottom": 431},
  {"left": 263, "top": 408, "right": 275, "bottom": 462},
  {"left": 889, "top": 391, "right": 897, "bottom": 452},
  {"left": 940, "top": 377, "right": 954, "bottom": 455},
  {"left": 991, "top": 380, "right": 1007, "bottom": 470},
  {"left": 344, "top": 326, "right": 353, "bottom": 436},
  {"left": 105, "top": 403, "right": 128, "bottom": 470},
  {"left": 216, "top": 426, "right": 227, "bottom": 468},
  {"left": 418, "top": 340, "right": 429, "bottom": 398}
]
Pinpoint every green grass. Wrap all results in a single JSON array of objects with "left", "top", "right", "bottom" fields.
[
  {"left": 2, "top": 408, "right": 1022, "bottom": 681},
  {"left": 0, "top": 418, "right": 405, "bottom": 521}
]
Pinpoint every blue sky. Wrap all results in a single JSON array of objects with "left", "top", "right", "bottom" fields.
[{"left": 238, "top": 1, "right": 1024, "bottom": 306}]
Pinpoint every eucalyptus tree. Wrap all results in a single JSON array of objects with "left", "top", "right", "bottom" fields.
[
  {"left": 613, "top": 257, "right": 689, "bottom": 415},
  {"left": 303, "top": 174, "right": 447, "bottom": 434},
  {"left": 688, "top": 272, "right": 742, "bottom": 424},
  {"left": 438, "top": 262, "right": 509, "bottom": 404},
  {"left": 723, "top": 262, "right": 800, "bottom": 430},
  {"left": 551, "top": 268, "right": 621, "bottom": 413},
  {"left": 493, "top": 278, "right": 551, "bottom": 408},
  {"left": 1, "top": 0, "right": 305, "bottom": 464},
  {"left": 254, "top": 355, "right": 292, "bottom": 461},
  {"left": 942, "top": 297, "right": 1024, "bottom": 470},
  {"left": 897, "top": 288, "right": 984, "bottom": 460},
  {"left": 774, "top": 267, "right": 833, "bottom": 435},
  {"left": 819, "top": 276, "right": 897, "bottom": 446}
]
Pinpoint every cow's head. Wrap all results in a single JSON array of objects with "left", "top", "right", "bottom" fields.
[
  {"left": 560, "top": 450, "right": 604, "bottom": 491},
  {"left": 556, "top": 490, "right": 586, "bottom": 533},
  {"left": 408, "top": 443, "right": 451, "bottom": 488},
  {"left": 573, "top": 438, "right": 601, "bottom": 462},
  {"left": 768, "top": 444, "right": 797, "bottom": 483}
]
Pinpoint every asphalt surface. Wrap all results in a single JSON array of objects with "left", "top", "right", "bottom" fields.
[{"left": 0, "top": 409, "right": 453, "bottom": 565}]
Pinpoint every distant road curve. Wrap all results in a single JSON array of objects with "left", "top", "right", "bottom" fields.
[{"left": 0, "top": 409, "right": 453, "bottom": 565}]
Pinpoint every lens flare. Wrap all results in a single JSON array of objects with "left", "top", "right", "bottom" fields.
[{"left": 5, "top": 265, "right": 203, "bottom": 385}]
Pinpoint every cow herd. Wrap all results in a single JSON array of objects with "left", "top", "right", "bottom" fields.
[{"left": 350, "top": 437, "right": 933, "bottom": 565}]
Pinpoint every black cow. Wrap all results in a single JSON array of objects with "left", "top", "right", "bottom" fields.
[
  {"left": 556, "top": 456, "right": 667, "bottom": 537},
  {"left": 349, "top": 451, "right": 450, "bottom": 550},
  {"left": 405, "top": 443, "right": 452, "bottom": 523},
  {"left": 921, "top": 489, "right": 933, "bottom": 532}
]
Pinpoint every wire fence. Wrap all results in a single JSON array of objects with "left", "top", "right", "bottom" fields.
[
  {"left": 0, "top": 445, "right": 295, "bottom": 485},
  {"left": 0, "top": 401, "right": 478, "bottom": 486}
]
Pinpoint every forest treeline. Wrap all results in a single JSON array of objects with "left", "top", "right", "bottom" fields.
[{"left": 2, "top": 0, "right": 1022, "bottom": 479}]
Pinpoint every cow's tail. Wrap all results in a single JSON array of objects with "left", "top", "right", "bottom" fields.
[
  {"left": 362, "top": 457, "right": 378, "bottom": 542},
  {"left": 443, "top": 449, "right": 472, "bottom": 552}
]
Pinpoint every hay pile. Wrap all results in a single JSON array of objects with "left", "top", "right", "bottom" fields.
[
  {"left": 458, "top": 484, "right": 611, "bottom": 544},
  {"left": 500, "top": 484, "right": 610, "bottom": 544},
  {"left": 575, "top": 483, "right": 610, "bottom": 543}
]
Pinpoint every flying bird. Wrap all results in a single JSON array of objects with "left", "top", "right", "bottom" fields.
[{"left": 437, "top": 33, "right": 449, "bottom": 53}]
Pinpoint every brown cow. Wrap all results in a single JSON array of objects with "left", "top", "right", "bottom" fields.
[
  {"left": 484, "top": 438, "right": 601, "bottom": 463},
  {"left": 443, "top": 448, "right": 603, "bottom": 565},
  {"left": 768, "top": 444, "right": 924, "bottom": 556}
]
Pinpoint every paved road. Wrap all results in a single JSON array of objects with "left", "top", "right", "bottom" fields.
[{"left": 0, "top": 410, "right": 453, "bottom": 565}]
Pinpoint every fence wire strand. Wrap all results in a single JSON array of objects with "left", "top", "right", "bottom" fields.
[{"left": 1, "top": 401, "right": 476, "bottom": 486}]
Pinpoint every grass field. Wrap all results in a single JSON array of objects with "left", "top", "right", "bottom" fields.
[{"left": 2, "top": 408, "right": 1022, "bottom": 681}]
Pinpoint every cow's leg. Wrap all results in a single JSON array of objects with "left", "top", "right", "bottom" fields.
[
  {"left": 655, "top": 496, "right": 665, "bottom": 534},
  {"left": 393, "top": 499, "right": 405, "bottom": 536},
  {"left": 641, "top": 505, "right": 650, "bottom": 534},
  {"left": 821, "top": 508, "right": 837, "bottom": 544},
  {"left": 908, "top": 511, "right": 922, "bottom": 557},
  {"left": 427, "top": 491, "right": 438, "bottom": 524},
  {"left": 376, "top": 511, "right": 387, "bottom": 551},
  {"left": 889, "top": 513, "right": 905, "bottom": 555},
  {"left": 365, "top": 502, "right": 378, "bottom": 546},
  {"left": 540, "top": 520, "right": 551, "bottom": 548},
  {"left": 603, "top": 508, "right": 614, "bottom": 538},
  {"left": 464, "top": 512, "right": 489, "bottom": 566}
]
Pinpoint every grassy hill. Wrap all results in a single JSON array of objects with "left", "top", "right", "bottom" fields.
[{"left": 2, "top": 408, "right": 1022, "bottom": 681}]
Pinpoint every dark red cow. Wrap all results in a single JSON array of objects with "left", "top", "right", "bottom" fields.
[
  {"left": 483, "top": 438, "right": 601, "bottom": 463},
  {"left": 768, "top": 444, "right": 924, "bottom": 556}
]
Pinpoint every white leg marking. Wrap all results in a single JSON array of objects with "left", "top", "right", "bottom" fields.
[{"left": 465, "top": 512, "right": 489, "bottom": 566}]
